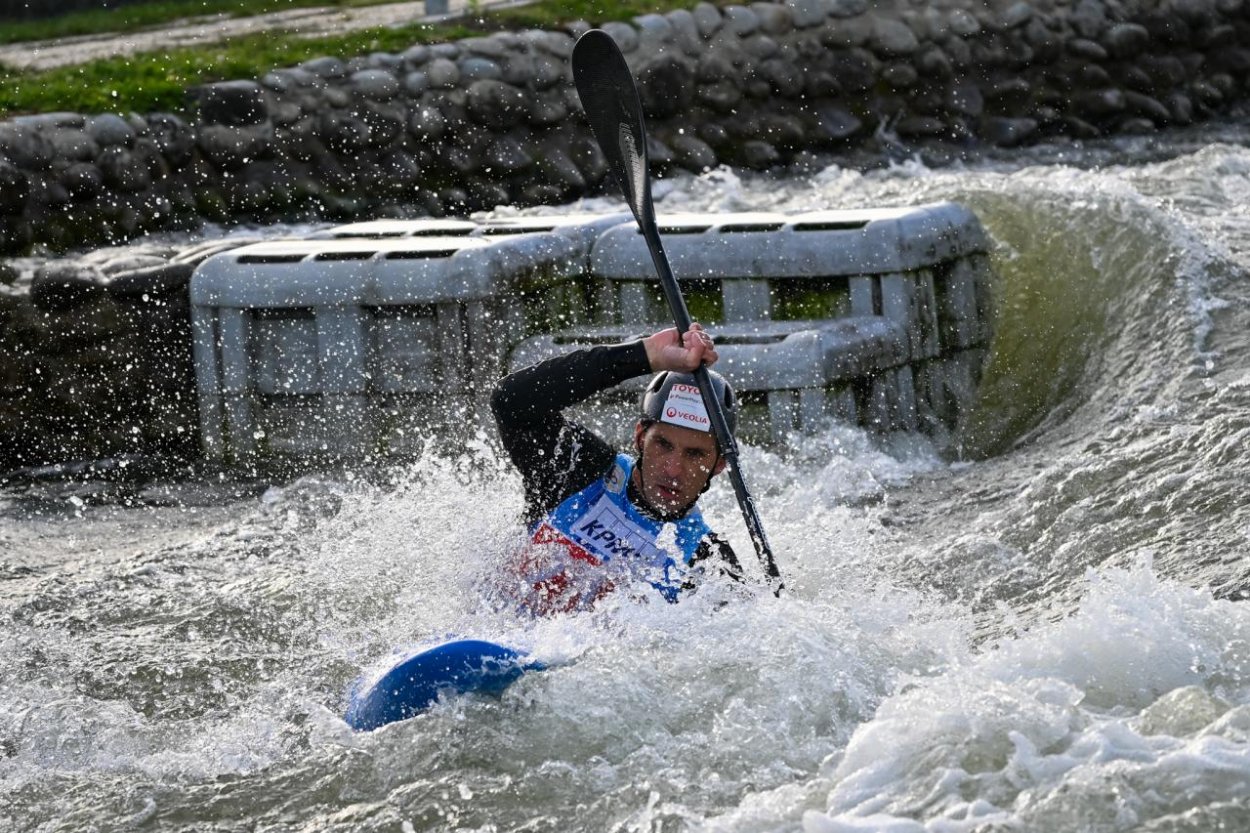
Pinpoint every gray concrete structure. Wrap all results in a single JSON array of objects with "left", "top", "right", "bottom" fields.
[{"left": 186, "top": 201, "right": 993, "bottom": 465}]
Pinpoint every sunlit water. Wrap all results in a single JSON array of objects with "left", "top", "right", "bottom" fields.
[{"left": 3, "top": 124, "right": 1250, "bottom": 832}]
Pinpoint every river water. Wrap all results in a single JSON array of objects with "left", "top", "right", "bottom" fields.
[{"left": 3, "top": 124, "right": 1250, "bottom": 832}]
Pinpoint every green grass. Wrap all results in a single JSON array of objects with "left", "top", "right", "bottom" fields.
[
  {"left": 0, "top": 0, "right": 709, "bottom": 118},
  {"left": 0, "top": 0, "right": 401, "bottom": 46}
]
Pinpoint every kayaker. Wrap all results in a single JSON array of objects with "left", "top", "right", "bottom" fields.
[{"left": 491, "top": 323, "right": 744, "bottom": 615}]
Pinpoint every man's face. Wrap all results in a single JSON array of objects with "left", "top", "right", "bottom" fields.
[{"left": 632, "top": 420, "right": 726, "bottom": 516}]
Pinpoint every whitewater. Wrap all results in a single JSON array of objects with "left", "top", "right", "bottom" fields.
[{"left": 2, "top": 123, "right": 1249, "bottom": 832}]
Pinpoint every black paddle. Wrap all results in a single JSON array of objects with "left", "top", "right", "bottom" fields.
[{"left": 571, "top": 29, "right": 783, "bottom": 594}]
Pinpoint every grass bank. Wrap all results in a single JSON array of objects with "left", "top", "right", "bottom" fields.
[
  {"left": 0, "top": 0, "right": 403, "bottom": 47},
  {"left": 0, "top": 0, "right": 704, "bottom": 118}
]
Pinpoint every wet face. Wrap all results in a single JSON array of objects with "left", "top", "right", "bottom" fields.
[{"left": 632, "top": 420, "right": 726, "bottom": 517}]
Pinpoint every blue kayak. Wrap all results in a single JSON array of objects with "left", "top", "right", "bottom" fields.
[{"left": 345, "top": 639, "right": 543, "bottom": 731}]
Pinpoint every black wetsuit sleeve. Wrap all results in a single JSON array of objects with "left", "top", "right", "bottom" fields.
[{"left": 491, "top": 341, "right": 652, "bottom": 525}]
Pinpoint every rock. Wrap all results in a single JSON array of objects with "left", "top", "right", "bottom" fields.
[
  {"left": 482, "top": 136, "right": 534, "bottom": 174},
  {"left": 882, "top": 62, "right": 918, "bottom": 88},
  {"left": 1078, "top": 63, "right": 1112, "bottom": 87},
  {"left": 0, "top": 215, "right": 32, "bottom": 253},
  {"left": 947, "top": 9, "right": 980, "bottom": 37},
  {"left": 752, "top": 3, "right": 793, "bottom": 35},
  {"left": 351, "top": 69, "right": 400, "bottom": 100},
  {"left": 947, "top": 82, "right": 984, "bottom": 117},
  {"left": 669, "top": 133, "right": 718, "bottom": 170},
  {"left": 97, "top": 147, "right": 152, "bottom": 192},
  {"left": 85, "top": 113, "right": 136, "bottom": 147},
  {"left": 537, "top": 146, "right": 585, "bottom": 189},
  {"left": 826, "top": 0, "right": 868, "bottom": 18},
  {"left": 1102, "top": 23, "right": 1150, "bottom": 59},
  {"left": 198, "top": 124, "right": 272, "bottom": 169},
  {"left": 698, "top": 80, "right": 743, "bottom": 112},
  {"left": 426, "top": 57, "right": 461, "bottom": 88},
  {"left": 760, "top": 113, "right": 805, "bottom": 147},
  {"left": 803, "top": 69, "right": 840, "bottom": 97},
  {"left": 301, "top": 56, "right": 347, "bottom": 79},
  {"left": 786, "top": 0, "right": 827, "bottom": 28},
  {"left": 29, "top": 175, "right": 70, "bottom": 208},
  {"left": 1139, "top": 55, "right": 1188, "bottom": 90},
  {"left": 0, "top": 159, "right": 29, "bottom": 213},
  {"left": 635, "top": 13, "right": 676, "bottom": 52},
  {"left": 459, "top": 57, "right": 503, "bottom": 82},
  {"left": 1212, "top": 47, "right": 1250, "bottom": 75},
  {"left": 821, "top": 16, "right": 872, "bottom": 47},
  {"left": 526, "top": 90, "right": 568, "bottom": 125},
  {"left": 430, "top": 43, "right": 461, "bottom": 60},
  {"left": 982, "top": 116, "right": 1037, "bottom": 147},
  {"left": 402, "top": 45, "right": 431, "bottom": 67},
  {"left": 692, "top": 3, "right": 723, "bottom": 37},
  {"left": 896, "top": 115, "right": 948, "bottom": 137},
  {"left": 1125, "top": 91, "right": 1172, "bottom": 122},
  {"left": 1000, "top": 2, "right": 1032, "bottom": 28},
  {"left": 195, "top": 81, "right": 269, "bottom": 126},
  {"left": 1075, "top": 88, "right": 1127, "bottom": 117},
  {"left": 367, "top": 52, "right": 403, "bottom": 72},
  {"left": 357, "top": 100, "right": 406, "bottom": 147},
  {"left": 722, "top": 7, "right": 757, "bottom": 37},
  {"left": 1118, "top": 65, "right": 1154, "bottom": 93},
  {"left": 1067, "top": 38, "right": 1108, "bottom": 60},
  {"left": 638, "top": 55, "right": 697, "bottom": 118},
  {"left": 47, "top": 129, "right": 99, "bottom": 162},
  {"left": 871, "top": 18, "right": 919, "bottom": 56},
  {"left": 943, "top": 35, "right": 972, "bottom": 67},
  {"left": 0, "top": 127, "right": 54, "bottom": 172},
  {"left": 666, "top": 9, "right": 702, "bottom": 53},
  {"left": 829, "top": 48, "right": 877, "bottom": 91},
  {"left": 1192, "top": 78, "right": 1225, "bottom": 104},
  {"left": 498, "top": 52, "right": 536, "bottom": 87},
  {"left": 467, "top": 80, "right": 528, "bottom": 130},
  {"left": 403, "top": 71, "right": 430, "bottom": 96},
  {"left": 1025, "top": 19, "right": 1062, "bottom": 61},
  {"left": 274, "top": 117, "right": 320, "bottom": 161},
  {"left": 742, "top": 32, "right": 779, "bottom": 59},
  {"left": 1198, "top": 24, "right": 1236, "bottom": 49},
  {"left": 916, "top": 45, "right": 953, "bottom": 79},
  {"left": 526, "top": 53, "right": 563, "bottom": 90},
  {"left": 737, "top": 139, "right": 780, "bottom": 169},
  {"left": 761, "top": 58, "right": 805, "bottom": 96},
  {"left": 1167, "top": 92, "right": 1195, "bottom": 124},
  {"left": 1118, "top": 117, "right": 1156, "bottom": 134},
  {"left": 59, "top": 162, "right": 104, "bottom": 201},
  {"left": 380, "top": 149, "right": 422, "bottom": 188},
  {"left": 1071, "top": 0, "right": 1107, "bottom": 39},
  {"left": 601, "top": 22, "right": 639, "bottom": 53},
  {"left": 987, "top": 78, "right": 1032, "bottom": 100},
  {"left": 813, "top": 103, "right": 862, "bottom": 140},
  {"left": 31, "top": 263, "right": 105, "bottom": 312}
]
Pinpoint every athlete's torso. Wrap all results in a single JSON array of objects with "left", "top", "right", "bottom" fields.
[{"left": 516, "top": 454, "right": 711, "bottom": 613}]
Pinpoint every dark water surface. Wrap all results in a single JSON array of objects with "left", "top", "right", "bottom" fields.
[{"left": 3, "top": 125, "right": 1250, "bottom": 832}]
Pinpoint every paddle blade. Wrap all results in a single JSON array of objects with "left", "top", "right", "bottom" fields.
[{"left": 572, "top": 29, "right": 652, "bottom": 225}]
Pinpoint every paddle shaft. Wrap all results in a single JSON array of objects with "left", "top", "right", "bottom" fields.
[
  {"left": 571, "top": 29, "right": 782, "bottom": 592},
  {"left": 640, "top": 221, "right": 783, "bottom": 590}
]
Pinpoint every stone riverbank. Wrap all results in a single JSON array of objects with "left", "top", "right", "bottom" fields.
[{"left": 1, "top": 0, "right": 1248, "bottom": 259}]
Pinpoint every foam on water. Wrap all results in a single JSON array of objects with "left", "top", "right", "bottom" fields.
[
  {"left": 795, "top": 561, "right": 1250, "bottom": 833},
  {"left": 5, "top": 128, "right": 1250, "bottom": 831}
]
